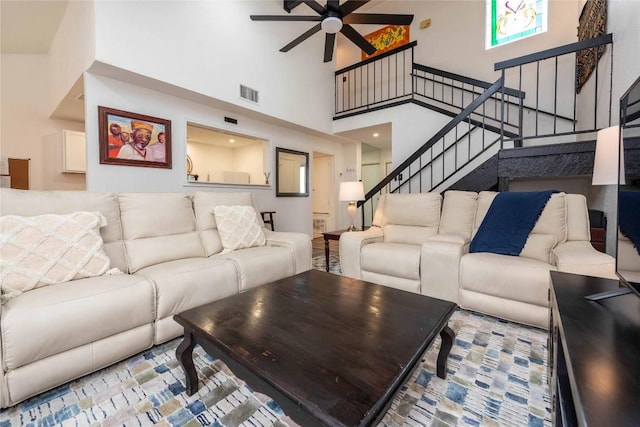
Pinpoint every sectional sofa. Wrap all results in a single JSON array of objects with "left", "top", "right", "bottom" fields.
[
  {"left": 340, "top": 190, "right": 616, "bottom": 329},
  {"left": 0, "top": 189, "right": 311, "bottom": 409}
]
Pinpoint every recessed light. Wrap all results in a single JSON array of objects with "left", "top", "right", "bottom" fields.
[
  {"left": 373, "top": 133, "right": 379, "bottom": 137},
  {"left": 229, "top": 139, "right": 235, "bottom": 143}
]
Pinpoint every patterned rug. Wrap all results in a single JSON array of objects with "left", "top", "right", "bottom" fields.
[
  {"left": 311, "top": 254, "right": 341, "bottom": 275},
  {"left": 0, "top": 259, "right": 550, "bottom": 427}
]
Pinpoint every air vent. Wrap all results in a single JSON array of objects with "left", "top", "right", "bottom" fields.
[
  {"left": 75, "top": 93, "right": 85, "bottom": 101},
  {"left": 240, "top": 85, "right": 259, "bottom": 103}
]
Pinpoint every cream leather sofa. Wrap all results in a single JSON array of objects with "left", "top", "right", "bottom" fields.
[
  {"left": 0, "top": 189, "right": 311, "bottom": 408},
  {"left": 340, "top": 190, "right": 616, "bottom": 329}
]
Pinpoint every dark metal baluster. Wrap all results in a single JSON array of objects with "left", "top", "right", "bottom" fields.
[
  {"left": 593, "top": 47, "right": 599, "bottom": 129},
  {"left": 535, "top": 61, "right": 540, "bottom": 136},
  {"left": 553, "top": 56, "right": 558, "bottom": 134}
]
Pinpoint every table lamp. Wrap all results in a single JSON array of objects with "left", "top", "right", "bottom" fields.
[
  {"left": 339, "top": 181, "right": 365, "bottom": 231},
  {"left": 592, "top": 125, "right": 625, "bottom": 185}
]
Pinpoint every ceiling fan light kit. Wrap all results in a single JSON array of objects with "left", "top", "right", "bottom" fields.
[
  {"left": 250, "top": 0, "right": 414, "bottom": 63},
  {"left": 322, "top": 16, "right": 343, "bottom": 33}
]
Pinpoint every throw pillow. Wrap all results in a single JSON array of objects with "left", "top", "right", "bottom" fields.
[
  {"left": 0, "top": 211, "right": 114, "bottom": 301},
  {"left": 213, "top": 205, "right": 266, "bottom": 251}
]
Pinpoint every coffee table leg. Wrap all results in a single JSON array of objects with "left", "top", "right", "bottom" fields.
[
  {"left": 437, "top": 325, "right": 455, "bottom": 379},
  {"left": 176, "top": 331, "right": 198, "bottom": 395},
  {"left": 324, "top": 237, "right": 330, "bottom": 272}
]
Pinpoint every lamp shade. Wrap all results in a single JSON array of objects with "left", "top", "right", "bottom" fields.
[
  {"left": 592, "top": 125, "right": 625, "bottom": 185},
  {"left": 339, "top": 181, "right": 365, "bottom": 201}
]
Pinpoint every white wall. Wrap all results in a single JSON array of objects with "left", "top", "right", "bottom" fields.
[
  {"left": 83, "top": 73, "right": 349, "bottom": 235},
  {"left": 234, "top": 143, "right": 265, "bottom": 184},
  {"left": 92, "top": 0, "right": 336, "bottom": 135},
  {"left": 0, "top": 55, "right": 86, "bottom": 190},
  {"left": 187, "top": 143, "right": 234, "bottom": 181},
  {"left": 337, "top": 0, "right": 579, "bottom": 80},
  {"left": 47, "top": 0, "right": 95, "bottom": 115},
  {"left": 334, "top": 103, "right": 450, "bottom": 169}
]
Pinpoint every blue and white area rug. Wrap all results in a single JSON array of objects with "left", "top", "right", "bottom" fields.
[
  {"left": 0, "top": 310, "right": 550, "bottom": 427},
  {"left": 311, "top": 254, "right": 342, "bottom": 275}
]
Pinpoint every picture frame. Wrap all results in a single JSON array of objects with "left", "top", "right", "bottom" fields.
[
  {"left": 98, "top": 106, "right": 172, "bottom": 169},
  {"left": 361, "top": 25, "right": 410, "bottom": 61},
  {"left": 576, "top": 0, "right": 607, "bottom": 94}
]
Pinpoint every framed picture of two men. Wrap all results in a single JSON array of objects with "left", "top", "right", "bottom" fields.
[{"left": 98, "top": 106, "right": 172, "bottom": 169}]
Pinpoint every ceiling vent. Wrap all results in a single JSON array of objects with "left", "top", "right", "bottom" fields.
[{"left": 240, "top": 85, "right": 259, "bottom": 104}]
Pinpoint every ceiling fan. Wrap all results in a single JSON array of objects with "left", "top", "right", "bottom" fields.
[{"left": 250, "top": 0, "right": 414, "bottom": 63}]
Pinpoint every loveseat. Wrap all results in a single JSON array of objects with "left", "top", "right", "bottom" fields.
[
  {"left": 340, "top": 190, "right": 616, "bottom": 329},
  {"left": 0, "top": 189, "right": 311, "bottom": 408}
]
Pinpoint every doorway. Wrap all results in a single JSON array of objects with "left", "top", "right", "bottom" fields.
[{"left": 312, "top": 152, "right": 334, "bottom": 237}]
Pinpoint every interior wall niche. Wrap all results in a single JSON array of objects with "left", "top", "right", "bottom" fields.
[{"left": 185, "top": 123, "right": 267, "bottom": 185}]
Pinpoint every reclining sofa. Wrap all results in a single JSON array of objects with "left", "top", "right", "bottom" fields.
[
  {"left": 340, "top": 190, "right": 616, "bottom": 329},
  {"left": 0, "top": 189, "right": 311, "bottom": 408}
]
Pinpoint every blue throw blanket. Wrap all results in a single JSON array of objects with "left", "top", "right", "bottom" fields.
[
  {"left": 619, "top": 191, "right": 640, "bottom": 255},
  {"left": 470, "top": 191, "right": 556, "bottom": 256}
]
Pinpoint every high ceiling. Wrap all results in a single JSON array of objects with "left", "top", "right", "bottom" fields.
[
  {"left": 1, "top": 0, "right": 68, "bottom": 54},
  {"left": 0, "top": 0, "right": 390, "bottom": 150}
]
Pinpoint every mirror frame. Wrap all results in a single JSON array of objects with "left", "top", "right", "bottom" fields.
[
  {"left": 275, "top": 147, "right": 309, "bottom": 197},
  {"left": 617, "top": 75, "right": 640, "bottom": 290}
]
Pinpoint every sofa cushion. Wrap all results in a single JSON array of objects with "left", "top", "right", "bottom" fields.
[
  {"left": 135, "top": 257, "right": 239, "bottom": 322},
  {"left": 213, "top": 205, "right": 266, "bottom": 251},
  {"left": 192, "top": 192, "right": 264, "bottom": 256},
  {"left": 0, "top": 212, "right": 115, "bottom": 300},
  {"left": 440, "top": 190, "right": 478, "bottom": 239},
  {"left": 1, "top": 273, "right": 154, "bottom": 370},
  {"left": 520, "top": 234, "right": 557, "bottom": 263},
  {"left": 118, "top": 193, "right": 205, "bottom": 272},
  {"left": 218, "top": 246, "right": 295, "bottom": 291},
  {"left": 379, "top": 193, "right": 441, "bottom": 228},
  {"left": 383, "top": 224, "right": 438, "bottom": 245},
  {"left": 460, "top": 252, "right": 556, "bottom": 306},
  {"left": 361, "top": 242, "right": 421, "bottom": 280},
  {"left": 531, "top": 193, "right": 567, "bottom": 244}
]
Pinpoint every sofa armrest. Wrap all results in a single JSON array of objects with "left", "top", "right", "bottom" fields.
[
  {"left": 421, "top": 233, "right": 469, "bottom": 302},
  {"left": 264, "top": 230, "right": 312, "bottom": 274},
  {"left": 339, "top": 227, "right": 384, "bottom": 279},
  {"left": 552, "top": 241, "right": 617, "bottom": 279}
]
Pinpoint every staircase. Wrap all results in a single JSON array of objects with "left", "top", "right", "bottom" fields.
[{"left": 334, "top": 35, "right": 614, "bottom": 228}]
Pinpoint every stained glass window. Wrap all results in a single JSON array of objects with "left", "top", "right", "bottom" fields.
[{"left": 486, "top": 0, "right": 548, "bottom": 49}]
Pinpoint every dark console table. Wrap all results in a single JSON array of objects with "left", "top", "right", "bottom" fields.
[{"left": 549, "top": 271, "right": 640, "bottom": 426}]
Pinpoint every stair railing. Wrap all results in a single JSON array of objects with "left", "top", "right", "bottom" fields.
[
  {"left": 496, "top": 33, "right": 614, "bottom": 147},
  {"left": 358, "top": 78, "right": 511, "bottom": 227}
]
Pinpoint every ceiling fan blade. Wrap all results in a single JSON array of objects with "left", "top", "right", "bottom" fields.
[
  {"left": 343, "top": 13, "right": 414, "bottom": 25},
  {"left": 340, "top": 0, "right": 370, "bottom": 16},
  {"left": 250, "top": 15, "right": 321, "bottom": 21},
  {"left": 280, "top": 24, "right": 322, "bottom": 52},
  {"left": 300, "top": 0, "right": 326, "bottom": 15},
  {"left": 324, "top": 33, "right": 336, "bottom": 62},
  {"left": 340, "top": 24, "right": 376, "bottom": 55}
]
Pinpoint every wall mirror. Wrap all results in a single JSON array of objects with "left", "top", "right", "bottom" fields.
[
  {"left": 276, "top": 147, "right": 309, "bottom": 197},
  {"left": 616, "top": 75, "right": 640, "bottom": 291}
]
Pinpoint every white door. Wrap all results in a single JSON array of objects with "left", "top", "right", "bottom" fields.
[
  {"left": 362, "top": 163, "right": 383, "bottom": 227},
  {"left": 312, "top": 154, "right": 333, "bottom": 235},
  {"left": 313, "top": 155, "right": 332, "bottom": 214}
]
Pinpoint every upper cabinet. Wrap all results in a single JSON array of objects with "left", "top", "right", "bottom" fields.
[{"left": 62, "top": 130, "right": 86, "bottom": 173}]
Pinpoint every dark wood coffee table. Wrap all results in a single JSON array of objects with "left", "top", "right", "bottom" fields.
[{"left": 174, "top": 269, "right": 456, "bottom": 427}]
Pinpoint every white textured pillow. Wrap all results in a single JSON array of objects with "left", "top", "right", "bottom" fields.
[
  {"left": 0, "top": 211, "right": 114, "bottom": 301},
  {"left": 212, "top": 205, "right": 266, "bottom": 251}
]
